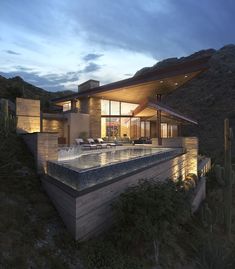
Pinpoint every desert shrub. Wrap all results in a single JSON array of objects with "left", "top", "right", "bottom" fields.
[
  {"left": 81, "top": 179, "right": 191, "bottom": 269},
  {"left": 81, "top": 239, "right": 144, "bottom": 269},
  {"left": 113, "top": 180, "right": 191, "bottom": 267}
]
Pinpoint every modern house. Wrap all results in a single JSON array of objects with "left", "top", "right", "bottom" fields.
[
  {"left": 16, "top": 54, "right": 212, "bottom": 240},
  {"left": 40, "top": 56, "right": 211, "bottom": 146}
]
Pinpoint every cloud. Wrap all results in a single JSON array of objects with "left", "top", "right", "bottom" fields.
[
  {"left": 0, "top": 70, "right": 73, "bottom": 91},
  {"left": 0, "top": 61, "right": 101, "bottom": 92},
  {"left": 1, "top": 0, "right": 235, "bottom": 91},
  {"left": 83, "top": 53, "right": 103, "bottom": 61},
  {"left": 66, "top": 0, "right": 235, "bottom": 59},
  {"left": 4, "top": 50, "right": 21, "bottom": 55},
  {"left": 82, "top": 62, "right": 101, "bottom": 73},
  {"left": 14, "top": 65, "right": 34, "bottom": 71}
]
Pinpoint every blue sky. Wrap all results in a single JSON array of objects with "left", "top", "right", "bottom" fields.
[{"left": 1, "top": 0, "right": 235, "bottom": 92}]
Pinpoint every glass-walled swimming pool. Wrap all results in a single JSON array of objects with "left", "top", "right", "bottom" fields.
[{"left": 47, "top": 147, "right": 183, "bottom": 191}]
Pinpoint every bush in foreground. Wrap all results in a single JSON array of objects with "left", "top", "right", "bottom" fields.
[{"left": 81, "top": 180, "right": 191, "bottom": 269}]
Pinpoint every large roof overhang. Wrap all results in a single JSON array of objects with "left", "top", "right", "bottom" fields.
[
  {"left": 52, "top": 55, "right": 211, "bottom": 105},
  {"left": 133, "top": 100, "right": 198, "bottom": 125}
]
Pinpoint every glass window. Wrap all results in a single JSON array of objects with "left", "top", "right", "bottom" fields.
[
  {"left": 109, "top": 117, "right": 120, "bottom": 137},
  {"left": 161, "top": 123, "right": 168, "bottom": 138},
  {"left": 131, "top": 118, "right": 140, "bottom": 139},
  {"left": 168, "top": 125, "right": 178, "bottom": 137},
  {"left": 110, "top": 101, "right": 120, "bottom": 115},
  {"left": 63, "top": 102, "right": 71, "bottom": 112},
  {"left": 172, "top": 125, "right": 178, "bottom": 137},
  {"left": 101, "top": 117, "right": 120, "bottom": 138},
  {"left": 140, "top": 121, "right": 151, "bottom": 137},
  {"left": 121, "top": 102, "right": 138, "bottom": 115},
  {"left": 141, "top": 121, "right": 145, "bottom": 137},
  {"left": 76, "top": 100, "right": 80, "bottom": 110},
  {"left": 101, "top": 100, "right": 110, "bottom": 115},
  {"left": 121, "top": 118, "right": 131, "bottom": 138},
  {"left": 101, "top": 118, "right": 107, "bottom": 138},
  {"left": 146, "top": 121, "right": 150, "bottom": 137}
]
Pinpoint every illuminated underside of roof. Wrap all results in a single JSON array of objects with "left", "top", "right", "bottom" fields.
[
  {"left": 52, "top": 55, "right": 211, "bottom": 105},
  {"left": 133, "top": 100, "right": 198, "bottom": 125}
]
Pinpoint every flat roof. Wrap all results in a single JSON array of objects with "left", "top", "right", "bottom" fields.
[{"left": 52, "top": 55, "right": 211, "bottom": 104}]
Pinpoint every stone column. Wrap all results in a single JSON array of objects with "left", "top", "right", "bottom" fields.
[
  {"left": 89, "top": 97, "right": 101, "bottom": 138},
  {"left": 156, "top": 109, "right": 162, "bottom": 145},
  {"left": 71, "top": 99, "right": 77, "bottom": 112}
]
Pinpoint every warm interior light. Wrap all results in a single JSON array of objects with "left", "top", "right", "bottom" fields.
[
  {"left": 184, "top": 75, "right": 188, "bottom": 78},
  {"left": 160, "top": 80, "right": 164, "bottom": 83},
  {"left": 174, "top": 82, "right": 178, "bottom": 86}
]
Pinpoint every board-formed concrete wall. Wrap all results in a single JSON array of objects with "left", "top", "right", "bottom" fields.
[
  {"left": 23, "top": 132, "right": 58, "bottom": 173},
  {"left": 16, "top": 98, "right": 41, "bottom": 133},
  {"left": 42, "top": 119, "right": 64, "bottom": 138},
  {"left": 152, "top": 137, "right": 198, "bottom": 176},
  {"left": 65, "top": 112, "right": 90, "bottom": 145},
  {"left": 43, "top": 152, "right": 189, "bottom": 241}
]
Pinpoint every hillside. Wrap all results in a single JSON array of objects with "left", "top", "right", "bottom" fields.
[
  {"left": 136, "top": 44, "right": 235, "bottom": 161},
  {"left": 0, "top": 75, "right": 74, "bottom": 111}
]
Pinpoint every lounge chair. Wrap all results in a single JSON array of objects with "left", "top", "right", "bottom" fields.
[
  {"left": 98, "top": 138, "right": 116, "bottom": 147},
  {"left": 86, "top": 138, "right": 102, "bottom": 149},
  {"left": 95, "top": 138, "right": 108, "bottom": 149},
  {"left": 133, "top": 137, "right": 152, "bottom": 144},
  {"left": 75, "top": 138, "right": 97, "bottom": 150}
]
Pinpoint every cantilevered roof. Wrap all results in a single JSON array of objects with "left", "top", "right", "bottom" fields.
[
  {"left": 52, "top": 55, "right": 211, "bottom": 104},
  {"left": 133, "top": 100, "right": 198, "bottom": 125}
]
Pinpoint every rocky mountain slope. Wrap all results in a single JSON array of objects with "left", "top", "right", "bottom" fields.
[
  {"left": 136, "top": 44, "right": 235, "bottom": 161},
  {"left": 0, "top": 75, "right": 74, "bottom": 111}
]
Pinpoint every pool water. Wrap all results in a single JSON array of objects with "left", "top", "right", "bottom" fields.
[
  {"left": 47, "top": 147, "right": 183, "bottom": 190},
  {"left": 60, "top": 147, "right": 172, "bottom": 170}
]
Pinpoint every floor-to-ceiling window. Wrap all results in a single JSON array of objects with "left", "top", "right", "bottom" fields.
[
  {"left": 168, "top": 124, "right": 178, "bottom": 137},
  {"left": 101, "top": 100, "right": 178, "bottom": 139},
  {"left": 141, "top": 121, "right": 150, "bottom": 137},
  {"left": 161, "top": 123, "right": 178, "bottom": 138},
  {"left": 130, "top": 118, "right": 140, "bottom": 139},
  {"left": 120, "top": 117, "right": 131, "bottom": 138},
  {"left": 101, "top": 100, "right": 144, "bottom": 139},
  {"left": 161, "top": 123, "right": 168, "bottom": 138}
]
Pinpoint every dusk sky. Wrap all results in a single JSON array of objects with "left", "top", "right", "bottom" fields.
[{"left": 1, "top": 0, "right": 235, "bottom": 91}]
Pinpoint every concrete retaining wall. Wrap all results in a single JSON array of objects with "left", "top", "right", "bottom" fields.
[
  {"left": 42, "top": 119, "right": 64, "bottom": 138},
  {"left": 43, "top": 153, "right": 189, "bottom": 240},
  {"left": 23, "top": 132, "right": 58, "bottom": 173},
  {"left": 198, "top": 157, "right": 211, "bottom": 176},
  {"left": 153, "top": 137, "right": 198, "bottom": 175}
]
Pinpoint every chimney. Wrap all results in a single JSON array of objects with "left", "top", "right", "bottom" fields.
[{"left": 78, "top": 80, "right": 100, "bottom": 92}]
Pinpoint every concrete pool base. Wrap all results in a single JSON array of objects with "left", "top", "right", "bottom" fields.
[{"left": 42, "top": 152, "right": 190, "bottom": 241}]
